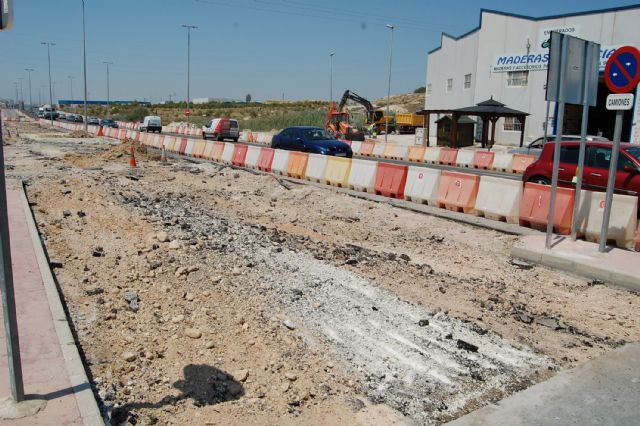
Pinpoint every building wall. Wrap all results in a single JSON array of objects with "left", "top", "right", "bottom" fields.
[{"left": 425, "top": 7, "right": 640, "bottom": 146}]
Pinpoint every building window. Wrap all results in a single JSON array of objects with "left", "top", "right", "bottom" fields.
[
  {"left": 507, "top": 71, "right": 529, "bottom": 87},
  {"left": 427, "top": 84, "right": 432, "bottom": 95},
  {"left": 446, "top": 78, "right": 453, "bottom": 92},
  {"left": 503, "top": 117, "right": 523, "bottom": 131},
  {"left": 464, "top": 74, "right": 472, "bottom": 89}
]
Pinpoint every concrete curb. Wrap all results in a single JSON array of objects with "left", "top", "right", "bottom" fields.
[{"left": 19, "top": 183, "right": 105, "bottom": 426}]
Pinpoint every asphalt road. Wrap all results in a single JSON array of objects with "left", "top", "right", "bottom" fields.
[{"left": 160, "top": 130, "right": 523, "bottom": 181}]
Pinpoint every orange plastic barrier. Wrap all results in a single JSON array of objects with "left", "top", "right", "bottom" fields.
[
  {"left": 407, "top": 146, "right": 426, "bottom": 162},
  {"left": 438, "top": 148, "right": 458, "bottom": 166},
  {"left": 360, "top": 140, "right": 375, "bottom": 156},
  {"left": 211, "top": 141, "right": 225, "bottom": 161},
  {"left": 375, "top": 162, "right": 408, "bottom": 198},
  {"left": 382, "top": 143, "right": 397, "bottom": 159},
  {"left": 202, "top": 141, "right": 215, "bottom": 159},
  {"left": 512, "top": 154, "right": 536, "bottom": 174},
  {"left": 194, "top": 140, "right": 207, "bottom": 158},
  {"left": 232, "top": 144, "right": 248, "bottom": 166},
  {"left": 286, "top": 152, "right": 308, "bottom": 179},
  {"left": 519, "top": 182, "right": 575, "bottom": 235},
  {"left": 119, "top": 129, "right": 127, "bottom": 140},
  {"left": 178, "top": 138, "right": 188, "bottom": 155},
  {"left": 473, "top": 151, "right": 495, "bottom": 169},
  {"left": 257, "top": 148, "right": 275, "bottom": 172},
  {"left": 436, "top": 171, "right": 480, "bottom": 214}
]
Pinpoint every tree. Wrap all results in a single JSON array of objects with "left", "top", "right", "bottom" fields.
[
  {"left": 245, "top": 93, "right": 252, "bottom": 103},
  {"left": 413, "top": 86, "right": 426, "bottom": 94}
]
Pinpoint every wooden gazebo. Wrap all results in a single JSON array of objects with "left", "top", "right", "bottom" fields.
[{"left": 417, "top": 97, "right": 529, "bottom": 148}]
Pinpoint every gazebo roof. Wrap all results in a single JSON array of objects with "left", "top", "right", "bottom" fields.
[
  {"left": 453, "top": 97, "right": 529, "bottom": 117},
  {"left": 435, "top": 115, "right": 476, "bottom": 124}
]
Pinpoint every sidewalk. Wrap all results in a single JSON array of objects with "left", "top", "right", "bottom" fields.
[
  {"left": 512, "top": 234, "right": 640, "bottom": 291},
  {"left": 448, "top": 343, "right": 640, "bottom": 425},
  {"left": 0, "top": 180, "right": 102, "bottom": 425}
]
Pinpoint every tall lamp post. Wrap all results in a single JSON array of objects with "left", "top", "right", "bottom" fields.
[
  {"left": 385, "top": 24, "right": 394, "bottom": 143},
  {"left": 24, "top": 69, "right": 34, "bottom": 110},
  {"left": 17, "top": 78, "right": 23, "bottom": 110},
  {"left": 68, "top": 75, "right": 75, "bottom": 104},
  {"left": 103, "top": 61, "right": 112, "bottom": 116},
  {"left": 81, "top": 0, "right": 88, "bottom": 131},
  {"left": 329, "top": 52, "right": 335, "bottom": 105},
  {"left": 181, "top": 24, "right": 197, "bottom": 125},
  {"left": 41, "top": 41, "right": 56, "bottom": 125}
]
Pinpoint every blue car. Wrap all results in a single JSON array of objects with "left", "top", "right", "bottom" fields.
[{"left": 271, "top": 126, "right": 353, "bottom": 158}]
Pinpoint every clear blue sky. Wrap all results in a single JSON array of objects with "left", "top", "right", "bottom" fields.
[{"left": 2, "top": 0, "right": 638, "bottom": 104}]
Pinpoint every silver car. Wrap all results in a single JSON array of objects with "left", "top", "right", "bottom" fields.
[{"left": 509, "top": 135, "right": 609, "bottom": 158}]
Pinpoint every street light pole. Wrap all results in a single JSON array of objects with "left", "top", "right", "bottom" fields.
[
  {"left": 24, "top": 69, "right": 34, "bottom": 110},
  {"left": 385, "top": 24, "right": 394, "bottom": 143},
  {"left": 41, "top": 41, "right": 56, "bottom": 125},
  {"left": 103, "top": 62, "right": 112, "bottom": 117},
  {"left": 17, "top": 78, "right": 23, "bottom": 110},
  {"left": 68, "top": 76, "right": 75, "bottom": 103},
  {"left": 330, "top": 52, "right": 335, "bottom": 105},
  {"left": 181, "top": 24, "right": 197, "bottom": 125},
  {"left": 82, "top": 0, "right": 88, "bottom": 131}
]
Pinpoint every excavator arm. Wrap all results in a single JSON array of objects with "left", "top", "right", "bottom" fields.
[{"left": 337, "top": 90, "right": 375, "bottom": 124}]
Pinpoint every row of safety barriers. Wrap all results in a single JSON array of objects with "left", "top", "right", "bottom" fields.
[{"left": 40, "top": 118, "right": 640, "bottom": 251}]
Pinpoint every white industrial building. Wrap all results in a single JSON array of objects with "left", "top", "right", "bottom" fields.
[{"left": 424, "top": 5, "right": 640, "bottom": 146}]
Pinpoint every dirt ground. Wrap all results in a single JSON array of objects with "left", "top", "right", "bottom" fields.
[{"left": 3, "top": 119, "right": 640, "bottom": 425}]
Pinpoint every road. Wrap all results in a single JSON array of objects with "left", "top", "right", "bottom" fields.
[{"left": 160, "top": 130, "right": 523, "bottom": 181}]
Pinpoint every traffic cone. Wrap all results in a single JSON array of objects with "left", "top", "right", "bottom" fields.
[
  {"left": 160, "top": 146, "right": 167, "bottom": 162},
  {"left": 97, "top": 126, "right": 104, "bottom": 136},
  {"left": 129, "top": 144, "right": 137, "bottom": 168}
]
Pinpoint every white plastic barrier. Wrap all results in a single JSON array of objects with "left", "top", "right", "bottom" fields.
[
  {"left": 576, "top": 191, "right": 638, "bottom": 249},
  {"left": 185, "top": 139, "right": 195, "bottom": 157},
  {"left": 305, "top": 153, "right": 328, "bottom": 182},
  {"left": 475, "top": 176, "right": 523, "bottom": 224},
  {"left": 350, "top": 141, "right": 362, "bottom": 155},
  {"left": 404, "top": 166, "right": 441, "bottom": 205},
  {"left": 455, "top": 149, "right": 475, "bottom": 168},
  {"left": 424, "top": 147, "right": 442, "bottom": 164},
  {"left": 492, "top": 153, "right": 514, "bottom": 172},
  {"left": 271, "top": 149, "right": 290, "bottom": 175},
  {"left": 404, "top": 166, "right": 441, "bottom": 206},
  {"left": 245, "top": 145, "right": 261, "bottom": 169},
  {"left": 221, "top": 142, "right": 235, "bottom": 164},
  {"left": 372, "top": 142, "right": 386, "bottom": 158},
  {"left": 239, "top": 130, "right": 251, "bottom": 142},
  {"left": 395, "top": 145, "right": 409, "bottom": 160},
  {"left": 347, "top": 158, "right": 378, "bottom": 192},
  {"left": 152, "top": 134, "right": 161, "bottom": 148}
]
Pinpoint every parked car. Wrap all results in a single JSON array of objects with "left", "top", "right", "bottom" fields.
[
  {"left": 71, "top": 114, "right": 84, "bottom": 123},
  {"left": 272, "top": 126, "right": 353, "bottom": 158},
  {"left": 523, "top": 140, "right": 640, "bottom": 199},
  {"left": 509, "top": 134, "right": 609, "bottom": 158},
  {"left": 140, "top": 115, "right": 162, "bottom": 133},
  {"left": 100, "top": 118, "right": 118, "bottom": 128},
  {"left": 202, "top": 118, "right": 239, "bottom": 141},
  {"left": 86, "top": 117, "right": 100, "bottom": 125}
]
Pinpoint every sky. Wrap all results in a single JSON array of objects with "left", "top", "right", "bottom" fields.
[{"left": 1, "top": 0, "right": 638, "bottom": 104}]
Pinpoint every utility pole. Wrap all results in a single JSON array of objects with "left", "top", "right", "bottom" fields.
[
  {"left": 81, "top": 0, "right": 89, "bottom": 131},
  {"left": 24, "top": 69, "right": 34, "bottom": 110},
  {"left": 181, "top": 24, "right": 197, "bottom": 124},
  {"left": 41, "top": 41, "right": 56, "bottom": 125},
  {"left": 103, "top": 61, "right": 112, "bottom": 116},
  {"left": 385, "top": 24, "right": 394, "bottom": 143}
]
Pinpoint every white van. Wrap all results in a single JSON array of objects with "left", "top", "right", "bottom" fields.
[
  {"left": 202, "top": 118, "right": 239, "bottom": 142},
  {"left": 140, "top": 116, "right": 162, "bottom": 133}
]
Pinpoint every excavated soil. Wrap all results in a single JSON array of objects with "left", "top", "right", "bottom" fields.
[{"left": 4, "top": 119, "right": 640, "bottom": 425}]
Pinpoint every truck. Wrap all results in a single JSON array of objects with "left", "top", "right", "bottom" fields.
[{"left": 395, "top": 113, "right": 425, "bottom": 134}]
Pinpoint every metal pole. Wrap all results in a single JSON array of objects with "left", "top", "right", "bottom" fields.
[
  {"left": 82, "top": 0, "right": 88, "bottom": 132},
  {"left": 182, "top": 25, "right": 197, "bottom": 125},
  {"left": 13, "top": 83, "right": 18, "bottom": 108},
  {"left": 543, "top": 100, "right": 551, "bottom": 142},
  {"left": 18, "top": 79, "right": 23, "bottom": 110},
  {"left": 68, "top": 76, "right": 74, "bottom": 103},
  {"left": 42, "top": 42, "right": 56, "bottom": 126},
  {"left": 0, "top": 115, "right": 25, "bottom": 403},
  {"left": 104, "top": 62, "right": 112, "bottom": 117},
  {"left": 545, "top": 37, "right": 568, "bottom": 249},
  {"left": 24, "top": 69, "right": 34, "bottom": 111},
  {"left": 330, "top": 52, "right": 335, "bottom": 105},
  {"left": 599, "top": 110, "right": 623, "bottom": 252},
  {"left": 385, "top": 24, "right": 394, "bottom": 143}
]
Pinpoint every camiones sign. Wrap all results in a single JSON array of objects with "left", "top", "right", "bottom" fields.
[{"left": 492, "top": 45, "right": 625, "bottom": 73}]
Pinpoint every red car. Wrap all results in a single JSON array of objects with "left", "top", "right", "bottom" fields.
[{"left": 523, "top": 141, "right": 640, "bottom": 198}]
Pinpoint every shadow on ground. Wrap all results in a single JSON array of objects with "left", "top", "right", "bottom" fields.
[{"left": 109, "top": 364, "right": 244, "bottom": 425}]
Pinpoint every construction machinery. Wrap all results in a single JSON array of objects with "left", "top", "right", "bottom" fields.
[{"left": 326, "top": 90, "right": 391, "bottom": 141}]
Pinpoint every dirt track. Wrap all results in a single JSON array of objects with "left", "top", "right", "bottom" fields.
[{"left": 4, "top": 120, "right": 640, "bottom": 425}]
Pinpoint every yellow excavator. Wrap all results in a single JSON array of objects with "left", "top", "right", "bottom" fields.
[{"left": 325, "top": 90, "right": 391, "bottom": 141}]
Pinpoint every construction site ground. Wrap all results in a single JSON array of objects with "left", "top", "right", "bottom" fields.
[{"left": 3, "top": 120, "right": 640, "bottom": 425}]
